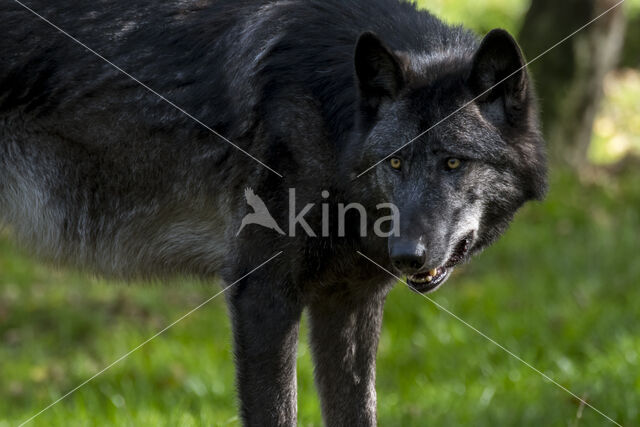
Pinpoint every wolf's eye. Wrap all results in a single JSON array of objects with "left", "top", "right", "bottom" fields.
[
  {"left": 390, "top": 157, "right": 402, "bottom": 170},
  {"left": 446, "top": 158, "right": 462, "bottom": 170}
]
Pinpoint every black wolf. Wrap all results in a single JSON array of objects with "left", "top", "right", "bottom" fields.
[{"left": 0, "top": 0, "right": 546, "bottom": 425}]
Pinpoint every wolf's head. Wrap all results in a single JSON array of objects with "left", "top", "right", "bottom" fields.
[{"left": 348, "top": 29, "right": 547, "bottom": 293}]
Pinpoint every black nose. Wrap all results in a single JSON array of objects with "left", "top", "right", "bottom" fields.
[{"left": 390, "top": 241, "right": 426, "bottom": 274}]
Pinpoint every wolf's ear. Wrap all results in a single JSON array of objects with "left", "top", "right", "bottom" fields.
[
  {"left": 355, "top": 32, "right": 405, "bottom": 108},
  {"left": 469, "top": 29, "right": 529, "bottom": 120}
]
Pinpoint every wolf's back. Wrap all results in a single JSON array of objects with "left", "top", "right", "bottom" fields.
[{"left": 0, "top": 0, "right": 475, "bottom": 279}]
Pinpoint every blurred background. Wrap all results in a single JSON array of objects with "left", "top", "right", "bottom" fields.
[{"left": 1, "top": 0, "right": 639, "bottom": 425}]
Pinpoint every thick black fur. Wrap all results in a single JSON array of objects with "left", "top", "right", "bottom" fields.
[{"left": 1, "top": 1, "right": 547, "bottom": 425}]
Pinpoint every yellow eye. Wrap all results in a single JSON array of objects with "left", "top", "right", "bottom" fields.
[
  {"left": 447, "top": 158, "right": 461, "bottom": 170},
  {"left": 390, "top": 157, "right": 402, "bottom": 170}
]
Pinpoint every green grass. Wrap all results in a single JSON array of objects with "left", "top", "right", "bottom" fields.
[
  {"left": 415, "top": 0, "right": 529, "bottom": 34},
  {"left": 2, "top": 170, "right": 640, "bottom": 426},
  {"left": 591, "top": 69, "right": 640, "bottom": 164}
]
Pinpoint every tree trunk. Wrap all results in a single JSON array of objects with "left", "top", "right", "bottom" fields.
[{"left": 519, "top": 0, "right": 626, "bottom": 169}]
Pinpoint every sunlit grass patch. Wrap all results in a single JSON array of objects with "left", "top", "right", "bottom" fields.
[
  {"left": 591, "top": 69, "right": 640, "bottom": 164},
  {"left": 415, "top": 0, "right": 528, "bottom": 34}
]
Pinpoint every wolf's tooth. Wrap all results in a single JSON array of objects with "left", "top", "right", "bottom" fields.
[
  {"left": 426, "top": 275, "right": 433, "bottom": 282},
  {"left": 429, "top": 268, "right": 437, "bottom": 277}
]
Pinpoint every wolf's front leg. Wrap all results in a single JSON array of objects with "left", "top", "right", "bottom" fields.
[
  {"left": 308, "top": 286, "right": 389, "bottom": 426},
  {"left": 228, "top": 279, "right": 303, "bottom": 426}
]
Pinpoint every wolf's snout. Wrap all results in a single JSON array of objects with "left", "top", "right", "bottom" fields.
[{"left": 389, "top": 239, "right": 426, "bottom": 274}]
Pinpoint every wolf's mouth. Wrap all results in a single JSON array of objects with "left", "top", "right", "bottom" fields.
[{"left": 407, "top": 233, "right": 473, "bottom": 294}]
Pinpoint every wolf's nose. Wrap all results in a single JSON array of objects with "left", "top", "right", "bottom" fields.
[{"left": 390, "top": 243, "right": 426, "bottom": 275}]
